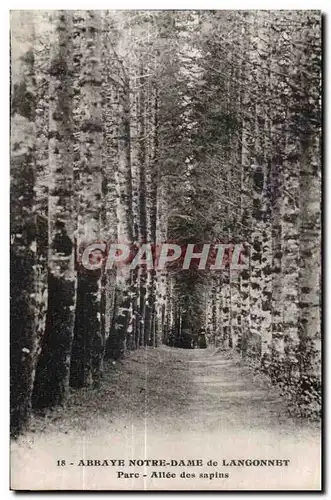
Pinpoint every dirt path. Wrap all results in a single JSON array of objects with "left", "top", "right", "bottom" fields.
[{"left": 11, "top": 346, "right": 321, "bottom": 490}]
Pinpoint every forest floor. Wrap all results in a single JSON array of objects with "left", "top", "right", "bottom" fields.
[{"left": 11, "top": 346, "right": 321, "bottom": 490}]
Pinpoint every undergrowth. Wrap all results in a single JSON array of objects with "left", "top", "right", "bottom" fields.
[{"left": 256, "top": 338, "right": 321, "bottom": 421}]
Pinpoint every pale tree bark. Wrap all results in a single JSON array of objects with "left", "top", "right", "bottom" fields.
[
  {"left": 10, "top": 12, "right": 48, "bottom": 434},
  {"left": 230, "top": 271, "right": 240, "bottom": 350},
  {"left": 70, "top": 10, "right": 104, "bottom": 386},
  {"left": 33, "top": 11, "right": 77, "bottom": 408},
  {"left": 129, "top": 64, "right": 141, "bottom": 349},
  {"left": 164, "top": 276, "right": 175, "bottom": 343},
  {"left": 108, "top": 52, "right": 134, "bottom": 359},
  {"left": 299, "top": 135, "right": 321, "bottom": 372},
  {"left": 280, "top": 94, "right": 301, "bottom": 352},
  {"left": 270, "top": 23, "right": 285, "bottom": 356},
  {"left": 226, "top": 22, "right": 242, "bottom": 352},
  {"left": 238, "top": 19, "right": 254, "bottom": 358},
  {"left": 247, "top": 16, "right": 267, "bottom": 360},
  {"left": 155, "top": 177, "right": 168, "bottom": 344},
  {"left": 215, "top": 277, "right": 222, "bottom": 348},
  {"left": 144, "top": 83, "right": 158, "bottom": 346},
  {"left": 259, "top": 24, "right": 273, "bottom": 356},
  {"left": 221, "top": 271, "right": 231, "bottom": 348},
  {"left": 298, "top": 13, "right": 321, "bottom": 375},
  {"left": 137, "top": 67, "right": 148, "bottom": 346},
  {"left": 34, "top": 13, "right": 51, "bottom": 218},
  {"left": 100, "top": 13, "right": 119, "bottom": 358}
]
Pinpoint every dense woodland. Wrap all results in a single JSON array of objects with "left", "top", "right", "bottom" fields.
[{"left": 10, "top": 10, "right": 321, "bottom": 436}]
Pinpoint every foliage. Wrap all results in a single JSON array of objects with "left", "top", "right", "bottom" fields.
[{"left": 260, "top": 340, "right": 321, "bottom": 420}]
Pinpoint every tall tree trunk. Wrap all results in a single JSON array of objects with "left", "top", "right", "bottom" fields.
[
  {"left": 298, "top": 13, "right": 321, "bottom": 375},
  {"left": 137, "top": 68, "right": 148, "bottom": 346},
  {"left": 109, "top": 71, "right": 134, "bottom": 359},
  {"left": 144, "top": 83, "right": 158, "bottom": 346},
  {"left": 270, "top": 29, "right": 285, "bottom": 356},
  {"left": 221, "top": 271, "right": 230, "bottom": 348},
  {"left": 155, "top": 178, "right": 168, "bottom": 345},
  {"left": 101, "top": 16, "right": 120, "bottom": 359},
  {"left": 280, "top": 126, "right": 300, "bottom": 352},
  {"left": 70, "top": 11, "right": 104, "bottom": 386},
  {"left": 10, "top": 12, "right": 48, "bottom": 435},
  {"left": 238, "top": 20, "right": 253, "bottom": 358},
  {"left": 33, "top": 11, "right": 77, "bottom": 408},
  {"left": 299, "top": 135, "right": 321, "bottom": 372}
]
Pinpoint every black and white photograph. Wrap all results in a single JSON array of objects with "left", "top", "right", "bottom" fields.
[{"left": 10, "top": 9, "right": 322, "bottom": 491}]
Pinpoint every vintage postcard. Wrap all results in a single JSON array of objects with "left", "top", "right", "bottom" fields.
[{"left": 10, "top": 9, "right": 322, "bottom": 491}]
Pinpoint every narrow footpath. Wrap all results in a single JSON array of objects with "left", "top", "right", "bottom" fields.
[{"left": 11, "top": 346, "right": 321, "bottom": 490}]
